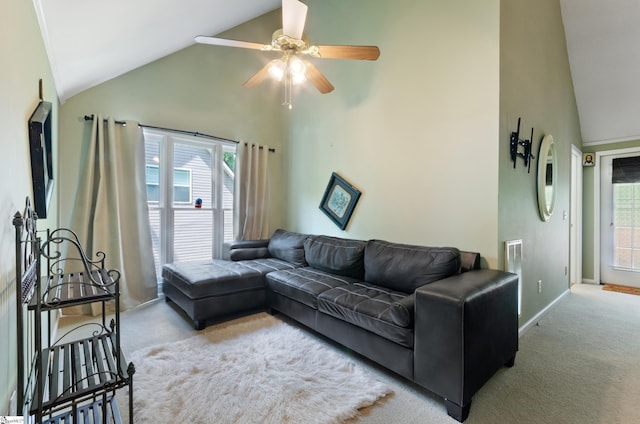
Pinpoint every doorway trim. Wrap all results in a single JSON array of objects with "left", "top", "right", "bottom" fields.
[
  {"left": 594, "top": 146, "right": 640, "bottom": 285},
  {"left": 570, "top": 145, "right": 583, "bottom": 286}
]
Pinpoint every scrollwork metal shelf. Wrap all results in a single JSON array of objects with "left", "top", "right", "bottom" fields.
[{"left": 14, "top": 198, "right": 134, "bottom": 424}]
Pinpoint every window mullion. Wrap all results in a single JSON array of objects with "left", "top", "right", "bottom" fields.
[
  {"left": 212, "top": 144, "right": 222, "bottom": 258},
  {"left": 165, "top": 136, "right": 175, "bottom": 263}
]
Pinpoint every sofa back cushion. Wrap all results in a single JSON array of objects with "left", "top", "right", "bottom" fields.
[
  {"left": 304, "top": 236, "right": 366, "bottom": 279},
  {"left": 267, "top": 229, "right": 308, "bottom": 266},
  {"left": 364, "top": 240, "right": 461, "bottom": 293}
]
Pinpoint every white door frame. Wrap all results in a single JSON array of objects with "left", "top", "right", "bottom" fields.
[
  {"left": 570, "top": 145, "right": 583, "bottom": 286},
  {"left": 593, "top": 146, "right": 640, "bottom": 285}
]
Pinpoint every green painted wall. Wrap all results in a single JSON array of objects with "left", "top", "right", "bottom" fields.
[
  {"left": 499, "top": 0, "right": 582, "bottom": 325},
  {"left": 0, "top": 0, "right": 58, "bottom": 414},
  {"left": 283, "top": 0, "right": 501, "bottom": 266}
]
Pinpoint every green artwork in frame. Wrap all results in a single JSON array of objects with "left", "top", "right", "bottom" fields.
[{"left": 319, "top": 172, "right": 361, "bottom": 230}]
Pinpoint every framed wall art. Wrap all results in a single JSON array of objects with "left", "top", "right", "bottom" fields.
[
  {"left": 319, "top": 172, "right": 361, "bottom": 230},
  {"left": 28, "top": 100, "right": 54, "bottom": 219}
]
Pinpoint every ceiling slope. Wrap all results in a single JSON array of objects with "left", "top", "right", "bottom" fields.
[
  {"left": 561, "top": 0, "right": 640, "bottom": 144},
  {"left": 32, "top": 0, "right": 640, "bottom": 146},
  {"left": 33, "top": 0, "right": 280, "bottom": 102}
]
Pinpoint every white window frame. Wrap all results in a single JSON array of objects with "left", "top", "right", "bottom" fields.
[{"left": 143, "top": 128, "right": 235, "bottom": 270}]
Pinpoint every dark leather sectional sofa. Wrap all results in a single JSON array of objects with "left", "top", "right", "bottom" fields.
[{"left": 162, "top": 229, "right": 519, "bottom": 422}]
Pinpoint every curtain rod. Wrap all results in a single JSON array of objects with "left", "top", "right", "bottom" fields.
[{"left": 83, "top": 115, "right": 275, "bottom": 152}]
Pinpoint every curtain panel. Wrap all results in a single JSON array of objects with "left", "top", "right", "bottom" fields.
[
  {"left": 233, "top": 142, "right": 271, "bottom": 241},
  {"left": 68, "top": 116, "right": 157, "bottom": 313}
]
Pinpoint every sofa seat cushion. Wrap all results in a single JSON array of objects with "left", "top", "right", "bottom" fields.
[
  {"left": 317, "top": 283, "right": 415, "bottom": 348},
  {"left": 162, "top": 258, "right": 296, "bottom": 299},
  {"left": 265, "top": 267, "right": 358, "bottom": 309}
]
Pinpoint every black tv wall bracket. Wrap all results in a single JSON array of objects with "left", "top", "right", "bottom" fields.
[{"left": 510, "top": 117, "right": 535, "bottom": 173}]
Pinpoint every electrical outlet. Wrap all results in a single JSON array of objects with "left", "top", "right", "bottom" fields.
[{"left": 538, "top": 280, "right": 542, "bottom": 294}]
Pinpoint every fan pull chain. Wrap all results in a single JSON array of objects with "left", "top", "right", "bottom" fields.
[{"left": 283, "top": 72, "right": 293, "bottom": 109}]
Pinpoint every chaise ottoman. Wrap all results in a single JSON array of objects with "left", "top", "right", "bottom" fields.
[{"left": 162, "top": 256, "right": 300, "bottom": 330}]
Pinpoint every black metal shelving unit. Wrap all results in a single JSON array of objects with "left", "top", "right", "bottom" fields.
[{"left": 14, "top": 198, "right": 134, "bottom": 424}]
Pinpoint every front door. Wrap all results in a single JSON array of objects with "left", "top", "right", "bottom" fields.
[{"left": 600, "top": 151, "right": 640, "bottom": 288}]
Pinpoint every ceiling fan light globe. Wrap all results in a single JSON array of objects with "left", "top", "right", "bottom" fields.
[
  {"left": 289, "top": 56, "right": 306, "bottom": 75},
  {"left": 292, "top": 73, "right": 307, "bottom": 85},
  {"left": 268, "top": 60, "right": 286, "bottom": 81}
]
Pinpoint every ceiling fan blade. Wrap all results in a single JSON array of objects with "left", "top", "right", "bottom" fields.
[
  {"left": 304, "top": 62, "right": 334, "bottom": 94},
  {"left": 195, "top": 36, "right": 269, "bottom": 51},
  {"left": 243, "top": 63, "right": 273, "bottom": 89},
  {"left": 316, "top": 45, "right": 380, "bottom": 60},
  {"left": 282, "top": 0, "right": 308, "bottom": 39}
]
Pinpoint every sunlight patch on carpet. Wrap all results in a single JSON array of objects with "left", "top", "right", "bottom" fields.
[{"left": 122, "top": 314, "right": 392, "bottom": 423}]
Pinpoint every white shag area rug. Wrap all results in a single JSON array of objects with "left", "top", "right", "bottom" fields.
[{"left": 124, "top": 314, "right": 392, "bottom": 423}]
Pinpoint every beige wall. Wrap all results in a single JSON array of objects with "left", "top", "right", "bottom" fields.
[
  {"left": 0, "top": 0, "right": 58, "bottom": 414},
  {"left": 499, "top": 0, "right": 582, "bottom": 324},
  {"left": 284, "top": 0, "right": 501, "bottom": 266}
]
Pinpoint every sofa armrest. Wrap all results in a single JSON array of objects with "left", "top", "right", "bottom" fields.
[
  {"left": 223, "top": 239, "right": 270, "bottom": 261},
  {"left": 413, "top": 269, "right": 518, "bottom": 421}
]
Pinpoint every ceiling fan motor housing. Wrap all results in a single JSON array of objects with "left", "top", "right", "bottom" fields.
[{"left": 271, "top": 29, "right": 308, "bottom": 52}]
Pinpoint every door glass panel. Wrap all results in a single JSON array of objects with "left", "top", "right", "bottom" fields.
[
  {"left": 601, "top": 153, "right": 640, "bottom": 288},
  {"left": 613, "top": 182, "right": 640, "bottom": 269}
]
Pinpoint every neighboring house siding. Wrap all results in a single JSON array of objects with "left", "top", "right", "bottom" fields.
[
  {"left": 174, "top": 144, "right": 212, "bottom": 207},
  {"left": 173, "top": 210, "right": 214, "bottom": 261}
]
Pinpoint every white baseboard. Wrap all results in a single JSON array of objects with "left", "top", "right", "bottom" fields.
[
  {"left": 518, "top": 288, "right": 571, "bottom": 337},
  {"left": 582, "top": 278, "right": 598, "bottom": 285}
]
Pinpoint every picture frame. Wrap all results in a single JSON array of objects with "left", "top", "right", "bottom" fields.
[
  {"left": 28, "top": 100, "right": 54, "bottom": 219},
  {"left": 583, "top": 153, "right": 595, "bottom": 167},
  {"left": 319, "top": 172, "right": 361, "bottom": 230}
]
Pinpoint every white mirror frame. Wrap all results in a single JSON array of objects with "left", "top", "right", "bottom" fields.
[{"left": 537, "top": 134, "right": 557, "bottom": 221}]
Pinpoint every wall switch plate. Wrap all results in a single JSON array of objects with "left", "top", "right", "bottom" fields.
[{"left": 538, "top": 280, "right": 542, "bottom": 294}]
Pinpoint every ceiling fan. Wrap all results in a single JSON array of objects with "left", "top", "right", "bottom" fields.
[{"left": 195, "top": 0, "right": 380, "bottom": 107}]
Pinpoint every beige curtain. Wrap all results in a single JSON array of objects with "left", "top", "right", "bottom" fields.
[
  {"left": 233, "top": 142, "right": 271, "bottom": 240},
  {"left": 67, "top": 115, "right": 157, "bottom": 314}
]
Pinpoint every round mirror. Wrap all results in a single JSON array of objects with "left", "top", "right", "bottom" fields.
[{"left": 537, "top": 134, "right": 557, "bottom": 221}]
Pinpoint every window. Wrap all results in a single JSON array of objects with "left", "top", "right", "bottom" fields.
[
  {"left": 146, "top": 166, "right": 192, "bottom": 204},
  {"left": 143, "top": 129, "right": 236, "bottom": 279},
  {"left": 145, "top": 165, "right": 160, "bottom": 202},
  {"left": 612, "top": 156, "right": 640, "bottom": 270}
]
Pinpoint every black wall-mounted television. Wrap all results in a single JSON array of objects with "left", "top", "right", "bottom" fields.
[{"left": 28, "top": 101, "right": 54, "bottom": 219}]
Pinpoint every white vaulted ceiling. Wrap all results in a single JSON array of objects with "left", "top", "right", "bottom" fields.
[
  {"left": 560, "top": 0, "right": 640, "bottom": 144},
  {"left": 32, "top": 0, "right": 640, "bottom": 146},
  {"left": 33, "top": 0, "right": 280, "bottom": 102}
]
